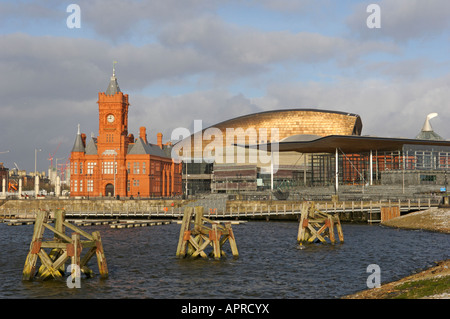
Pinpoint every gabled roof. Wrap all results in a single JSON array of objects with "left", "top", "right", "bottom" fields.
[{"left": 127, "top": 137, "right": 170, "bottom": 158}]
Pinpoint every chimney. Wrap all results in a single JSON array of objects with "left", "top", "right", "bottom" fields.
[
  {"left": 140, "top": 127, "right": 147, "bottom": 144},
  {"left": 81, "top": 133, "right": 86, "bottom": 147},
  {"left": 157, "top": 132, "right": 163, "bottom": 149}
]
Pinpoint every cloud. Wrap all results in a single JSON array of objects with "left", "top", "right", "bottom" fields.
[
  {"left": 128, "top": 90, "right": 262, "bottom": 144},
  {"left": 252, "top": 74, "right": 450, "bottom": 139},
  {"left": 346, "top": 0, "right": 450, "bottom": 42},
  {"left": 76, "top": 0, "right": 220, "bottom": 41}
]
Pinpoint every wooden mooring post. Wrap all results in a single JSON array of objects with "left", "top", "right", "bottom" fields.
[
  {"left": 297, "top": 202, "right": 344, "bottom": 245},
  {"left": 176, "top": 206, "right": 239, "bottom": 259},
  {"left": 22, "top": 209, "right": 108, "bottom": 281}
]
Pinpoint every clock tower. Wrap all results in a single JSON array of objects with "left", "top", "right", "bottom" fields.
[{"left": 96, "top": 65, "right": 130, "bottom": 196}]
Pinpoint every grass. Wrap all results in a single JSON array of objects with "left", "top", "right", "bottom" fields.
[{"left": 391, "top": 276, "right": 450, "bottom": 299}]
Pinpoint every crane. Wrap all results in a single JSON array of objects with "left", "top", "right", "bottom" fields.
[
  {"left": 48, "top": 142, "right": 62, "bottom": 169},
  {"left": 58, "top": 158, "right": 70, "bottom": 181}
]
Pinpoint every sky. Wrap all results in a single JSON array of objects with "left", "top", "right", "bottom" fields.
[{"left": 0, "top": 0, "right": 449, "bottom": 172}]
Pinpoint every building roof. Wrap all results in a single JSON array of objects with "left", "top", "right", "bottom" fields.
[
  {"left": 105, "top": 75, "right": 121, "bottom": 95},
  {"left": 240, "top": 134, "right": 450, "bottom": 154},
  {"left": 127, "top": 137, "right": 170, "bottom": 158},
  {"left": 85, "top": 137, "right": 98, "bottom": 155},
  {"left": 71, "top": 125, "right": 85, "bottom": 153},
  {"left": 415, "top": 130, "right": 444, "bottom": 141},
  {"left": 415, "top": 113, "right": 443, "bottom": 141},
  {"left": 174, "top": 108, "right": 363, "bottom": 160}
]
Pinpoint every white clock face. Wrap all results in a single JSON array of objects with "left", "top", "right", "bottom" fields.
[{"left": 107, "top": 114, "right": 115, "bottom": 123}]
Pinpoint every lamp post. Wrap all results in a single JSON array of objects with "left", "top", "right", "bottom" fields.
[{"left": 34, "top": 148, "right": 42, "bottom": 176}]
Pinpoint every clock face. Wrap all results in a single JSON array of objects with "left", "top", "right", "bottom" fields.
[{"left": 107, "top": 114, "right": 115, "bottom": 123}]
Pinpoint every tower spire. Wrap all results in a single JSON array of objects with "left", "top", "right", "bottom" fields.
[
  {"left": 113, "top": 61, "right": 117, "bottom": 77},
  {"left": 71, "top": 124, "right": 85, "bottom": 153},
  {"left": 105, "top": 61, "right": 121, "bottom": 95}
]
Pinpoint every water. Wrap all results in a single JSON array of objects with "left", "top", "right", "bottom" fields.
[{"left": 0, "top": 221, "right": 448, "bottom": 299}]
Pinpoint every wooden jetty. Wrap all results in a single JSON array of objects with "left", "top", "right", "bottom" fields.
[
  {"left": 5, "top": 218, "right": 37, "bottom": 226},
  {"left": 297, "top": 202, "right": 344, "bottom": 245},
  {"left": 176, "top": 206, "right": 239, "bottom": 259},
  {"left": 110, "top": 220, "right": 171, "bottom": 229},
  {"left": 1, "top": 197, "right": 441, "bottom": 224},
  {"left": 22, "top": 209, "right": 108, "bottom": 281}
]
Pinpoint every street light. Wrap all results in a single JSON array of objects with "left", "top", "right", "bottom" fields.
[{"left": 35, "top": 148, "right": 42, "bottom": 176}]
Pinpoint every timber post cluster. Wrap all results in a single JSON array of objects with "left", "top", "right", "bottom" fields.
[
  {"left": 297, "top": 202, "right": 344, "bottom": 245},
  {"left": 176, "top": 206, "right": 239, "bottom": 259},
  {"left": 22, "top": 209, "right": 108, "bottom": 281}
]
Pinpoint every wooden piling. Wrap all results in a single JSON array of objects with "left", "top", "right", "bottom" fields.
[
  {"left": 176, "top": 206, "right": 239, "bottom": 259},
  {"left": 22, "top": 209, "right": 108, "bottom": 281},
  {"left": 297, "top": 202, "right": 344, "bottom": 245},
  {"left": 22, "top": 210, "right": 47, "bottom": 281}
]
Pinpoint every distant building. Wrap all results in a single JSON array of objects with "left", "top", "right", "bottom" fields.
[
  {"left": 176, "top": 110, "right": 450, "bottom": 194},
  {"left": 69, "top": 68, "right": 182, "bottom": 198},
  {"left": 175, "top": 109, "right": 361, "bottom": 194}
]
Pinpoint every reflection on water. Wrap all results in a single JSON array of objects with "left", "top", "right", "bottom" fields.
[{"left": 0, "top": 221, "right": 448, "bottom": 298}]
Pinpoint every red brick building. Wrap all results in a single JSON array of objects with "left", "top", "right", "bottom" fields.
[{"left": 69, "top": 68, "right": 182, "bottom": 198}]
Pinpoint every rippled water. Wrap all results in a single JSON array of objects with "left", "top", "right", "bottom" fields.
[{"left": 0, "top": 221, "right": 448, "bottom": 299}]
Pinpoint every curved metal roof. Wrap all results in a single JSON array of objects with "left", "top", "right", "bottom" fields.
[{"left": 240, "top": 134, "right": 450, "bottom": 153}]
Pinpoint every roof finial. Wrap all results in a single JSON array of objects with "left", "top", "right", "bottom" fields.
[
  {"left": 422, "top": 112, "right": 438, "bottom": 132},
  {"left": 113, "top": 61, "right": 118, "bottom": 77},
  {"left": 77, "top": 123, "right": 80, "bottom": 135}
]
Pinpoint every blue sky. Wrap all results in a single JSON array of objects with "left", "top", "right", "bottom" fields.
[{"left": 0, "top": 0, "right": 449, "bottom": 172}]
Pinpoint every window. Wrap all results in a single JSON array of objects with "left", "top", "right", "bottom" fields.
[
  {"left": 142, "top": 162, "right": 146, "bottom": 174},
  {"left": 87, "top": 180, "right": 93, "bottom": 192},
  {"left": 127, "top": 180, "right": 130, "bottom": 192},
  {"left": 79, "top": 180, "right": 83, "bottom": 192},
  {"left": 74, "top": 162, "right": 77, "bottom": 174},
  {"left": 102, "top": 161, "right": 116, "bottom": 174},
  {"left": 87, "top": 162, "right": 96, "bottom": 174},
  {"left": 127, "top": 162, "right": 130, "bottom": 174},
  {"left": 420, "top": 174, "right": 436, "bottom": 184},
  {"left": 133, "top": 162, "right": 140, "bottom": 174},
  {"left": 79, "top": 162, "right": 83, "bottom": 174},
  {"left": 74, "top": 180, "right": 78, "bottom": 192}
]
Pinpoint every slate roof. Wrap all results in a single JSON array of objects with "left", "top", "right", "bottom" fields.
[
  {"left": 71, "top": 132, "right": 85, "bottom": 153},
  {"left": 85, "top": 138, "right": 98, "bottom": 155},
  {"left": 127, "top": 137, "right": 170, "bottom": 158},
  {"left": 105, "top": 75, "right": 121, "bottom": 95}
]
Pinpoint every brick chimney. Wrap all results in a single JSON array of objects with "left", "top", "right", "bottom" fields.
[
  {"left": 81, "top": 133, "right": 86, "bottom": 148},
  {"left": 157, "top": 132, "right": 163, "bottom": 149},
  {"left": 140, "top": 127, "right": 147, "bottom": 144}
]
